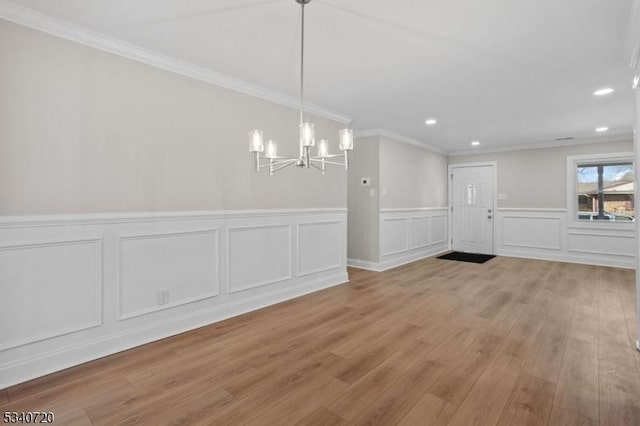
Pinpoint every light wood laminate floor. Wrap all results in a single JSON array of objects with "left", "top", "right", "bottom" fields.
[{"left": 2, "top": 256, "right": 640, "bottom": 425}]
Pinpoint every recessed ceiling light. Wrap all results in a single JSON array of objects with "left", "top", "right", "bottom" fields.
[
  {"left": 595, "top": 126, "right": 609, "bottom": 132},
  {"left": 471, "top": 141, "right": 480, "bottom": 146},
  {"left": 593, "top": 88, "right": 614, "bottom": 96},
  {"left": 425, "top": 119, "right": 437, "bottom": 126}
]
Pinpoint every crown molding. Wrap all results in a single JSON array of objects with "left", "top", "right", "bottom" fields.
[
  {"left": 447, "top": 132, "right": 634, "bottom": 156},
  {"left": 0, "top": 0, "right": 352, "bottom": 125},
  {"left": 355, "top": 128, "right": 447, "bottom": 155}
]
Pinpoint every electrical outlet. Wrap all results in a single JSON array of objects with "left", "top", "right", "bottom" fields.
[{"left": 157, "top": 290, "right": 170, "bottom": 306}]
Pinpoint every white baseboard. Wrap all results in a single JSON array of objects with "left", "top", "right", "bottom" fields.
[
  {"left": 496, "top": 249, "right": 635, "bottom": 270},
  {"left": 347, "top": 258, "right": 383, "bottom": 272},
  {"left": 379, "top": 246, "right": 449, "bottom": 271},
  {"left": 348, "top": 245, "right": 449, "bottom": 272}
]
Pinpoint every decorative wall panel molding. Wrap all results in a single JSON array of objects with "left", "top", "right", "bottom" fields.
[
  {"left": 0, "top": 239, "right": 102, "bottom": 351},
  {"left": 297, "top": 221, "right": 344, "bottom": 276},
  {"left": 118, "top": 229, "right": 219, "bottom": 320},
  {"left": 349, "top": 208, "right": 448, "bottom": 271},
  {"left": 567, "top": 231, "right": 635, "bottom": 258},
  {"left": 0, "top": 209, "right": 347, "bottom": 389},
  {"left": 226, "top": 225, "right": 292, "bottom": 293},
  {"left": 502, "top": 215, "right": 563, "bottom": 250},
  {"left": 496, "top": 208, "right": 635, "bottom": 268},
  {"left": 431, "top": 215, "right": 448, "bottom": 245},
  {"left": 381, "top": 218, "right": 409, "bottom": 256},
  {"left": 408, "top": 217, "right": 430, "bottom": 249}
]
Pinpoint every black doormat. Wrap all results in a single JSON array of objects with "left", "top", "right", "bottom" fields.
[{"left": 437, "top": 251, "right": 496, "bottom": 264}]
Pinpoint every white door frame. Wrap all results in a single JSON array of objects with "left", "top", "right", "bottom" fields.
[{"left": 447, "top": 161, "right": 498, "bottom": 253}]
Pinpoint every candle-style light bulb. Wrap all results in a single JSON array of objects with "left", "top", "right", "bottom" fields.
[
  {"left": 265, "top": 140, "right": 277, "bottom": 158},
  {"left": 317, "top": 139, "right": 328, "bottom": 157},
  {"left": 300, "top": 123, "right": 315, "bottom": 147},
  {"left": 249, "top": 130, "right": 264, "bottom": 153},
  {"left": 339, "top": 129, "right": 354, "bottom": 151}
]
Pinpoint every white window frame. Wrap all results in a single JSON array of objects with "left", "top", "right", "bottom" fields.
[{"left": 566, "top": 151, "right": 634, "bottom": 229}]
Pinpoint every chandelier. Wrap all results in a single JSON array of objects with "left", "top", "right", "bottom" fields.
[{"left": 248, "top": 0, "right": 354, "bottom": 175}]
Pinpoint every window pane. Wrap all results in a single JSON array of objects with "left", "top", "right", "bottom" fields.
[{"left": 576, "top": 162, "right": 634, "bottom": 222}]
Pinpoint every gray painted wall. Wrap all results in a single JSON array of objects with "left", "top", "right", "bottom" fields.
[
  {"left": 347, "top": 136, "right": 380, "bottom": 262},
  {"left": 379, "top": 137, "right": 448, "bottom": 209},
  {"left": 0, "top": 19, "right": 346, "bottom": 215},
  {"left": 449, "top": 140, "right": 633, "bottom": 208},
  {"left": 347, "top": 135, "right": 448, "bottom": 263}
]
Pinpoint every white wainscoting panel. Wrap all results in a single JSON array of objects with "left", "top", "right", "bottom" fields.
[
  {"left": 0, "top": 239, "right": 102, "bottom": 352},
  {"left": 349, "top": 208, "right": 449, "bottom": 271},
  {"left": 496, "top": 208, "right": 635, "bottom": 268},
  {"left": 502, "top": 216, "right": 562, "bottom": 250},
  {"left": 227, "top": 224, "right": 292, "bottom": 293},
  {"left": 298, "top": 221, "right": 344, "bottom": 276},
  {"left": 381, "top": 218, "right": 409, "bottom": 256},
  {"left": 118, "top": 230, "right": 219, "bottom": 320},
  {"left": 409, "top": 217, "right": 430, "bottom": 249},
  {"left": 431, "top": 215, "right": 448, "bottom": 245},
  {"left": 0, "top": 209, "right": 347, "bottom": 389},
  {"left": 567, "top": 231, "right": 635, "bottom": 258}
]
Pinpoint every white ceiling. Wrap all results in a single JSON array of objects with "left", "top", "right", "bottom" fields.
[{"left": 5, "top": 0, "right": 636, "bottom": 153}]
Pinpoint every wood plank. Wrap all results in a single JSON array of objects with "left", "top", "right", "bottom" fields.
[
  {"left": 348, "top": 358, "right": 446, "bottom": 425},
  {"left": 553, "top": 338, "right": 599, "bottom": 421},
  {"left": 598, "top": 284, "right": 638, "bottom": 368},
  {"left": 521, "top": 331, "right": 568, "bottom": 382},
  {"left": 296, "top": 407, "right": 345, "bottom": 426},
  {"left": 599, "top": 360, "right": 640, "bottom": 426},
  {"left": 548, "top": 406, "right": 597, "bottom": 426},
  {"left": 242, "top": 375, "right": 347, "bottom": 426},
  {"left": 447, "top": 354, "right": 521, "bottom": 426},
  {"left": 569, "top": 305, "right": 598, "bottom": 344},
  {"left": 397, "top": 392, "right": 457, "bottom": 426},
  {"left": 497, "top": 373, "right": 555, "bottom": 426},
  {"left": 325, "top": 340, "right": 436, "bottom": 421}
]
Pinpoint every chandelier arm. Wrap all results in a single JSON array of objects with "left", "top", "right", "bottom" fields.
[
  {"left": 270, "top": 159, "right": 298, "bottom": 173},
  {"left": 309, "top": 162, "right": 324, "bottom": 172},
  {"left": 261, "top": 157, "right": 297, "bottom": 165},
  {"left": 256, "top": 160, "right": 296, "bottom": 172},
  {"left": 309, "top": 158, "right": 347, "bottom": 167},
  {"left": 310, "top": 154, "right": 345, "bottom": 159}
]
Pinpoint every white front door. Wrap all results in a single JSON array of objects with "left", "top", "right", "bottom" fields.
[{"left": 451, "top": 165, "right": 495, "bottom": 254}]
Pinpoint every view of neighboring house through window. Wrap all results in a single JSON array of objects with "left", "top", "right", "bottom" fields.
[{"left": 576, "top": 162, "right": 634, "bottom": 221}]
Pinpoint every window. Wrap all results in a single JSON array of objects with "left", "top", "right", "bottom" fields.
[{"left": 568, "top": 153, "right": 634, "bottom": 223}]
